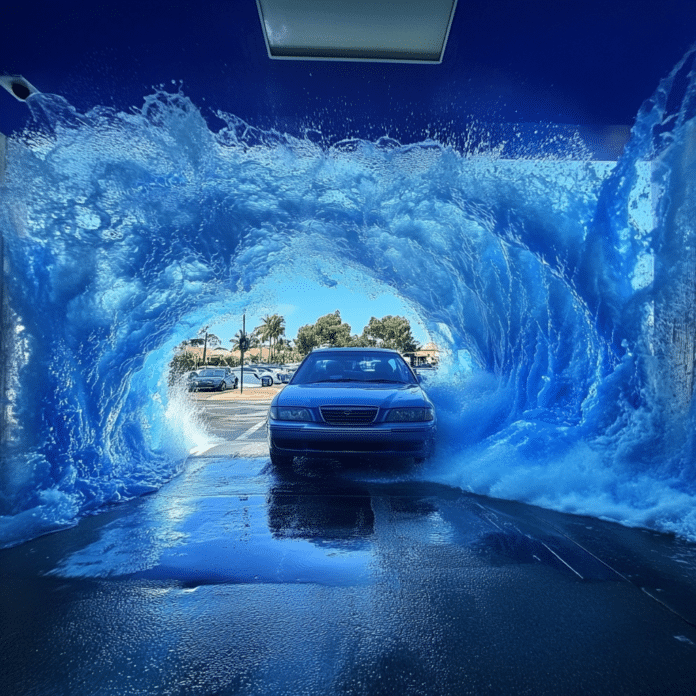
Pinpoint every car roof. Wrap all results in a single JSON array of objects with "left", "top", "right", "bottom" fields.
[{"left": 310, "top": 347, "right": 401, "bottom": 354}]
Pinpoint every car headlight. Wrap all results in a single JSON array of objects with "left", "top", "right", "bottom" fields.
[
  {"left": 385, "top": 407, "right": 434, "bottom": 422},
  {"left": 270, "top": 406, "right": 312, "bottom": 421}
]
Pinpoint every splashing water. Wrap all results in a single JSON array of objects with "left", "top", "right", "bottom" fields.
[{"left": 1, "top": 47, "right": 696, "bottom": 547}]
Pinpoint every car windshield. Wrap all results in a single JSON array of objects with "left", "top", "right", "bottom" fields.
[
  {"left": 198, "top": 369, "right": 225, "bottom": 377},
  {"left": 291, "top": 351, "right": 417, "bottom": 385}
]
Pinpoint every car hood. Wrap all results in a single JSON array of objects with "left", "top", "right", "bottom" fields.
[{"left": 275, "top": 383, "right": 432, "bottom": 409}]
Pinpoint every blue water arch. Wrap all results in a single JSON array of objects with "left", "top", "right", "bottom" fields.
[{"left": 2, "top": 46, "right": 696, "bottom": 546}]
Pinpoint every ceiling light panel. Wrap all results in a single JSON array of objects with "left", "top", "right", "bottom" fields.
[{"left": 257, "top": 0, "right": 458, "bottom": 63}]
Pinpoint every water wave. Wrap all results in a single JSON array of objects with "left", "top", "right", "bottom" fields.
[{"left": 1, "top": 47, "right": 696, "bottom": 546}]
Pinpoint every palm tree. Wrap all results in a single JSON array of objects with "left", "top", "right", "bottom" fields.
[
  {"left": 230, "top": 330, "right": 259, "bottom": 354},
  {"left": 257, "top": 315, "right": 271, "bottom": 362},
  {"left": 230, "top": 330, "right": 245, "bottom": 353},
  {"left": 198, "top": 326, "right": 220, "bottom": 367},
  {"left": 270, "top": 315, "right": 285, "bottom": 361},
  {"left": 257, "top": 314, "right": 285, "bottom": 362}
]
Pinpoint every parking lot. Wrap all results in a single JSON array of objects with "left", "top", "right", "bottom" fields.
[{"left": 186, "top": 386, "right": 281, "bottom": 456}]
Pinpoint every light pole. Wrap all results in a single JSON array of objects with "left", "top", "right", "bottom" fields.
[
  {"left": 239, "top": 314, "right": 247, "bottom": 394},
  {"left": 199, "top": 326, "right": 209, "bottom": 367}
]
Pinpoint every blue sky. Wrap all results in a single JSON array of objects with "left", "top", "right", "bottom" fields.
[{"left": 209, "top": 274, "right": 430, "bottom": 349}]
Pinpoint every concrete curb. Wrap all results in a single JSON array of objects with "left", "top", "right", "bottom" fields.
[
  {"left": 188, "top": 442, "right": 268, "bottom": 458},
  {"left": 190, "top": 387, "right": 282, "bottom": 402}
]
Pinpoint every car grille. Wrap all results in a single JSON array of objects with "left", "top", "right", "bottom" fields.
[
  {"left": 273, "top": 439, "right": 419, "bottom": 453},
  {"left": 320, "top": 407, "right": 378, "bottom": 426}
]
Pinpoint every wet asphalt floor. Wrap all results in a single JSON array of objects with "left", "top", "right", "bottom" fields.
[{"left": 2, "top": 395, "right": 696, "bottom": 696}]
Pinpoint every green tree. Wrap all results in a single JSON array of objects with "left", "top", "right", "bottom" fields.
[
  {"left": 168, "top": 352, "right": 197, "bottom": 386},
  {"left": 361, "top": 315, "right": 419, "bottom": 353},
  {"left": 271, "top": 315, "right": 286, "bottom": 361},
  {"left": 295, "top": 311, "right": 353, "bottom": 357},
  {"left": 257, "top": 315, "right": 271, "bottom": 362},
  {"left": 230, "top": 329, "right": 257, "bottom": 353},
  {"left": 255, "top": 314, "right": 285, "bottom": 362},
  {"left": 274, "top": 337, "right": 294, "bottom": 364},
  {"left": 194, "top": 328, "right": 220, "bottom": 366},
  {"left": 221, "top": 354, "right": 240, "bottom": 368},
  {"left": 316, "top": 311, "right": 352, "bottom": 347},
  {"left": 257, "top": 314, "right": 286, "bottom": 362},
  {"left": 295, "top": 323, "right": 319, "bottom": 356}
]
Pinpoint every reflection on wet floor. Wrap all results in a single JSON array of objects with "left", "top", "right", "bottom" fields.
[
  {"left": 2, "top": 455, "right": 696, "bottom": 696},
  {"left": 268, "top": 477, "right": 375, "bottom": 545}
]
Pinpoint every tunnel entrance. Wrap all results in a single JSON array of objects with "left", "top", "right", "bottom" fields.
[{"left": 1, "top": 81, "right": 696, "bottom": 547}]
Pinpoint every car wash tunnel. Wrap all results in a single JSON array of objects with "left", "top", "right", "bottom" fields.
[{"left": 2, "top": 2, "right": 696, "bottom": 695}]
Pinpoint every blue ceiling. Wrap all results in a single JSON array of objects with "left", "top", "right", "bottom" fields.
[{"left": 2, "top": 1, "right": 696, "bottom": 145}]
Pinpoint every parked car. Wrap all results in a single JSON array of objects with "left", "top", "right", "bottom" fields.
[
  {"left": 412, "top": 363, "right": 438, "bottom": 378},
  {"left": 230, "top": 367, "right": 273, "bottom": 388},
  {"left": 252, "top": 365, "right": 275, "bottom": 384},
  {"left": 267, "top": 347, "right": 436, "bottom": 467},
  {"left": 255, "top": 364, "right": 292, "bottom": 384},
  {"left": 188, "top": 367, "right": 236, "bottom": 391}
]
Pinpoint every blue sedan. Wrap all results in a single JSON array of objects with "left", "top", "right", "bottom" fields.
[{"left": 267, "top": 348, "right": 436, "bottom": 466}]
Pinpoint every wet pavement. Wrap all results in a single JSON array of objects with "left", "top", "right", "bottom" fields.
[{"left": 2, "top": 453, "right": 696, "bottom": 696}]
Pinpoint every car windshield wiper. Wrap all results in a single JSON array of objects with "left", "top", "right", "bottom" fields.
[
  {"left": 313, "top": 378, "right": 358, "bottom": 383},
  {"left": 364, "top": 378, "right": 407, "bottom": 383}
]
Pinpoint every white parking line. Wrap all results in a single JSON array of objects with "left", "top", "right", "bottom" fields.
[
  {"left": 189, "top": 444, "right": 219, "bottom": 456},
  {"left": 236, "top": 420, "right": 266, "bottom": 441}
]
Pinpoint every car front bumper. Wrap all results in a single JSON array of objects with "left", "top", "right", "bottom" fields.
[
  {"left": 189, "top": 380, "right": 224, "bottom": 391},
  {"left": 268, "top": 421, "right": 436, "bottom": 459}
]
